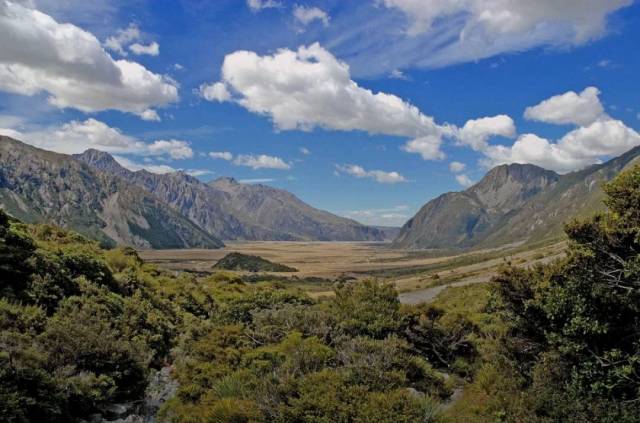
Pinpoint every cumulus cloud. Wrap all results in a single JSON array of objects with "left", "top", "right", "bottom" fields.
[
  {"left": 448, "top": 161, "right": 473, "bottom": 187},
  {"left": 198, "top": 82, "right": 231, "bottom": 102},
  {"left": 247, "top": 0, "right": 281, "bottom": 12},
  {"left": 454, "top": 115, "right": 516, "bottom": 151},
  {"left": 104, "top": 23, "right": 140, "bottom": 56},
  {"left": 299, "top": 147, "right": 311, "bottom": 155},
  {"left": 0, "top": 2, "right": 177, "bottom": 117},
  {"left": 524, "top": 86, "right": 605, "bottom": 126},
  {"left": 233, "top": 154, "right": 291, "bottom": 170},
  {"left": 465, "top": 87, "right": 640, "bottom": 174},
  {"left": 203, "top": 43, "right": 449, "bottom": 160},
  {"left": 402, "top": 136, "right": 446, "bottom": 160},
  {"left": 140, "top": 109, "right": 161, "bottom": 121},
  {"left": 129, "top": 41, "right": 159, "bottom": 56},
  {"left": 113, "top": 156, "right": 177, "bottom": 174},
  {"left": 449, "top": 161, "right": 466, "bottom": 173},
  {"left": 483, "top": 119, "right": 640, "bottom": 173},
  {"left": 0, "top": 118, "right": 193, "bottom": 159},
  {"left": 209, "top": 151, "right": 233, "bottom": 161},
  {"left": 293, "top": 5, "right": 330, "bottom": 27},
  {"left": 336, "top": 164, "right": 406, "bottom": 184},
  {"left": 147, "top": 139, "right": 193, "bottom": 159},
  {"left": 208, "top": 151, "right": 290, "bottom": 170},
  {"left": 455, "top": 173, "right": 474, "bottom": 188}
]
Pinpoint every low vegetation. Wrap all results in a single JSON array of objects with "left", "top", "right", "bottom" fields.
[
  {"left": 2, "top": 164, "right": 640, "bottom": 422},
  {"left": 213, "top": 252, "right": 298, "bottom": 273}
]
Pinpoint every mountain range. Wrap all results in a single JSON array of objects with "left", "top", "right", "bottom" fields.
[
  {"left": 0, "top": 136, "right": 385, "bottom": 249},
  {"left": 393, "top": 145, "right": 640, "bottom": 250}
]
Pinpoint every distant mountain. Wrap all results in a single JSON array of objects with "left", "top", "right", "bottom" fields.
[
  {"left": 371, "top": 226, "right": 401, "bottom": 241},
  {"left": 209, "top": 177, "right": 385, "bottom": 241},
  {"left": 76, "top": 150, "right": 384, "bottom": 242},
  {"left": 393, "top": 147, "right": 640, "bottom": 250},
  {"left": 0, "top": 137, "right": 224, "bottom": 249}
]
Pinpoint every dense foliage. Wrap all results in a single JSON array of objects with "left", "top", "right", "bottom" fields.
[
  {"left": 3, "top": 164, "right": 640, "bottom": 422},
  {"left": 213, "top": 252, "right": 298, "bottom": 273},
  {"left": 464, "top": 165, "right": 640, "bottom": 422},
  {"left": 0, "top": 209, "right": 475, "bottom": 422}
]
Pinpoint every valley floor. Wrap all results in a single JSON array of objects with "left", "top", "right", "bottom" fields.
[{"left": 139, "top": 240, "right": 566, "bottom": 303}]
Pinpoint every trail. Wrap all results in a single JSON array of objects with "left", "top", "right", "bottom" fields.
[{"left": 398, "top": 273, "right": 495, "bottom": 305}]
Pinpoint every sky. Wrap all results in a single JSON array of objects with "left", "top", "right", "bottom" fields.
[{"left": 0, "top": 0, "right": 639, "bottom": 227}]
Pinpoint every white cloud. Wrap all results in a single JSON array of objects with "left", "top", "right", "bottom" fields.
[
  {"left": 209, "top": 151, "right": 233, "bottom": 161},
  {"left": 113, "top": 156, "right": 177, "bottom": 174},
  {"left": 449, "top": 161, "right": 466, "bottom": 173},
  {"left": 383, "top": 0, "right": 631, "bottom": 40},
  {"left": 202, "top": 43, "right": 449, "bottom": 160},
  {"left": 233, "top": 154, "right": 291, "bottom": 170},
  {"left": 483, "top": 119, "right": 640, "bottom": 173},
  {"left": 299, "top": 147, "right": 311, "bottom": 155},
  {"left": 0, "top": 2, "right": 178, "bottom": 117},
  {"left": 198, "top": 82, "right": 231, "bottom": 102},
  {"left": 247, "top": 0, "right": 281, "bottom": 12},
  {"left": 129, "top": 41, "right": 159, "bottom": 56},
  {"left": 455, "top": 115, "right": 516, "bottom": 151},
  {"left": 147, "top": 139, "right": 193, "bottom": 159},
  {"left": 104, "top": 23, "right": 140, "bottom": 56},
  {"left": 455, "top": 173, "right": 474, "bottom": 188},
  {"left": 336, "top": 164, "right": 406, "bottom": 184},
  {"left": 524, "top": 86, "right": 605, "bottom": 126},
  {"left": 389, "top": 69, "right": 409, "bottom": 80},
  {"left": 293, "top": 5, "right": 330, "bottom": 27},
  {"left": 333, "top": 0, "right": 631, "bottom": 76},
  {"left": 402, "top": 136, "right": 446, "bottom": 160},
  {"left": 140, "top": 109, "right": 161, "bottom": 121},
  {"left": 342, "top": 205, "right": 410, "bottom": 226},
  {"left": 208, "top": 151, "right": 290, "bottom": 170},
  {"left": 0, "top": 118, "right": 193, "bottom": 159}
]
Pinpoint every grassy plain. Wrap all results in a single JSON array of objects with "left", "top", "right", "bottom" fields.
[{"left": 139, "top": 240, "right": 566, "bottom": 300}]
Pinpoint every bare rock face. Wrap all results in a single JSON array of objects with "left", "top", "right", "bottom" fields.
[
  {"left": 393, "top": 147, "right": 640, "bottom": 250},
  {"left": 0, "top": 137, "right": 223, "bottom": 249},
  {"left": 77, "top": 151, "right": 385, "bottom": 242}
]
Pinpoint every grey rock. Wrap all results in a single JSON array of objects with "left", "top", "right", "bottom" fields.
[
  {"left": 0, "top": 136, "right": 223, "bottom": 249},
  {"left": 393, "top": 146, "right": 640, "bottom": 250}
]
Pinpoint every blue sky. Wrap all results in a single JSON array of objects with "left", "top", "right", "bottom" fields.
[{"left": 0, "top": 0, "right": 639, "bottom": 226}]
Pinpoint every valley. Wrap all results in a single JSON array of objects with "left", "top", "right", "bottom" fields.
[{"left": 139, "top": 239, "right": 566, "bottom": 300}]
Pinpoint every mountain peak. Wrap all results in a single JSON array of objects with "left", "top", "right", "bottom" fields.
[
  {"left": 74, "top": 149, "right": 130, "bottom": 177},
  {"left": 469, "top": 162, "right": 559, "bottom": 212}
]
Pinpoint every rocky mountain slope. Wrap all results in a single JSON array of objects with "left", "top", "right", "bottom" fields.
[
  {"left": 393, "top": 146, "right": 640, "bottom": 250},
  {"left": 0, "top": 137, "right": 223, "bottom": 249},
  {"left": 77, "top": 150, "right": 384, "bottom": 242}
]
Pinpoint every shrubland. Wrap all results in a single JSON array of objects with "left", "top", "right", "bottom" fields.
[{"left": 2, "top": 164, "right": 640, "bottom": 422}]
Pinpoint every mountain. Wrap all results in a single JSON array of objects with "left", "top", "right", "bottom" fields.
[
  {"left": 393, "top": 147, "right": 640, "bottom": 250},
  {"left": 208, "top": 177, "right": 385, "bottom": 241},
  {"left": 0, "top": 137, "right": 224, "bottom": 249},
  {"left": 76, "top": 150, "right": 385, "bottom": 242}
]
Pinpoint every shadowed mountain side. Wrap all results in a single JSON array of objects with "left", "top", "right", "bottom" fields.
[
  {"left": 0, "top": 137, "right": 223, "bottom": 249},
  {"left": 393, "top": 146, "right": 640, "bottom": 250}
]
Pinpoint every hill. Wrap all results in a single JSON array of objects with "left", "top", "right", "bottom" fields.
[
  {"left": 393, "top": 146, "right": 640, "bottom": 250},
  {"left": 213, "top": 252, "right": 298, "bottom": 272},
  {"left": 0, "top": 136, "right": 223, "bottom": 249}
]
